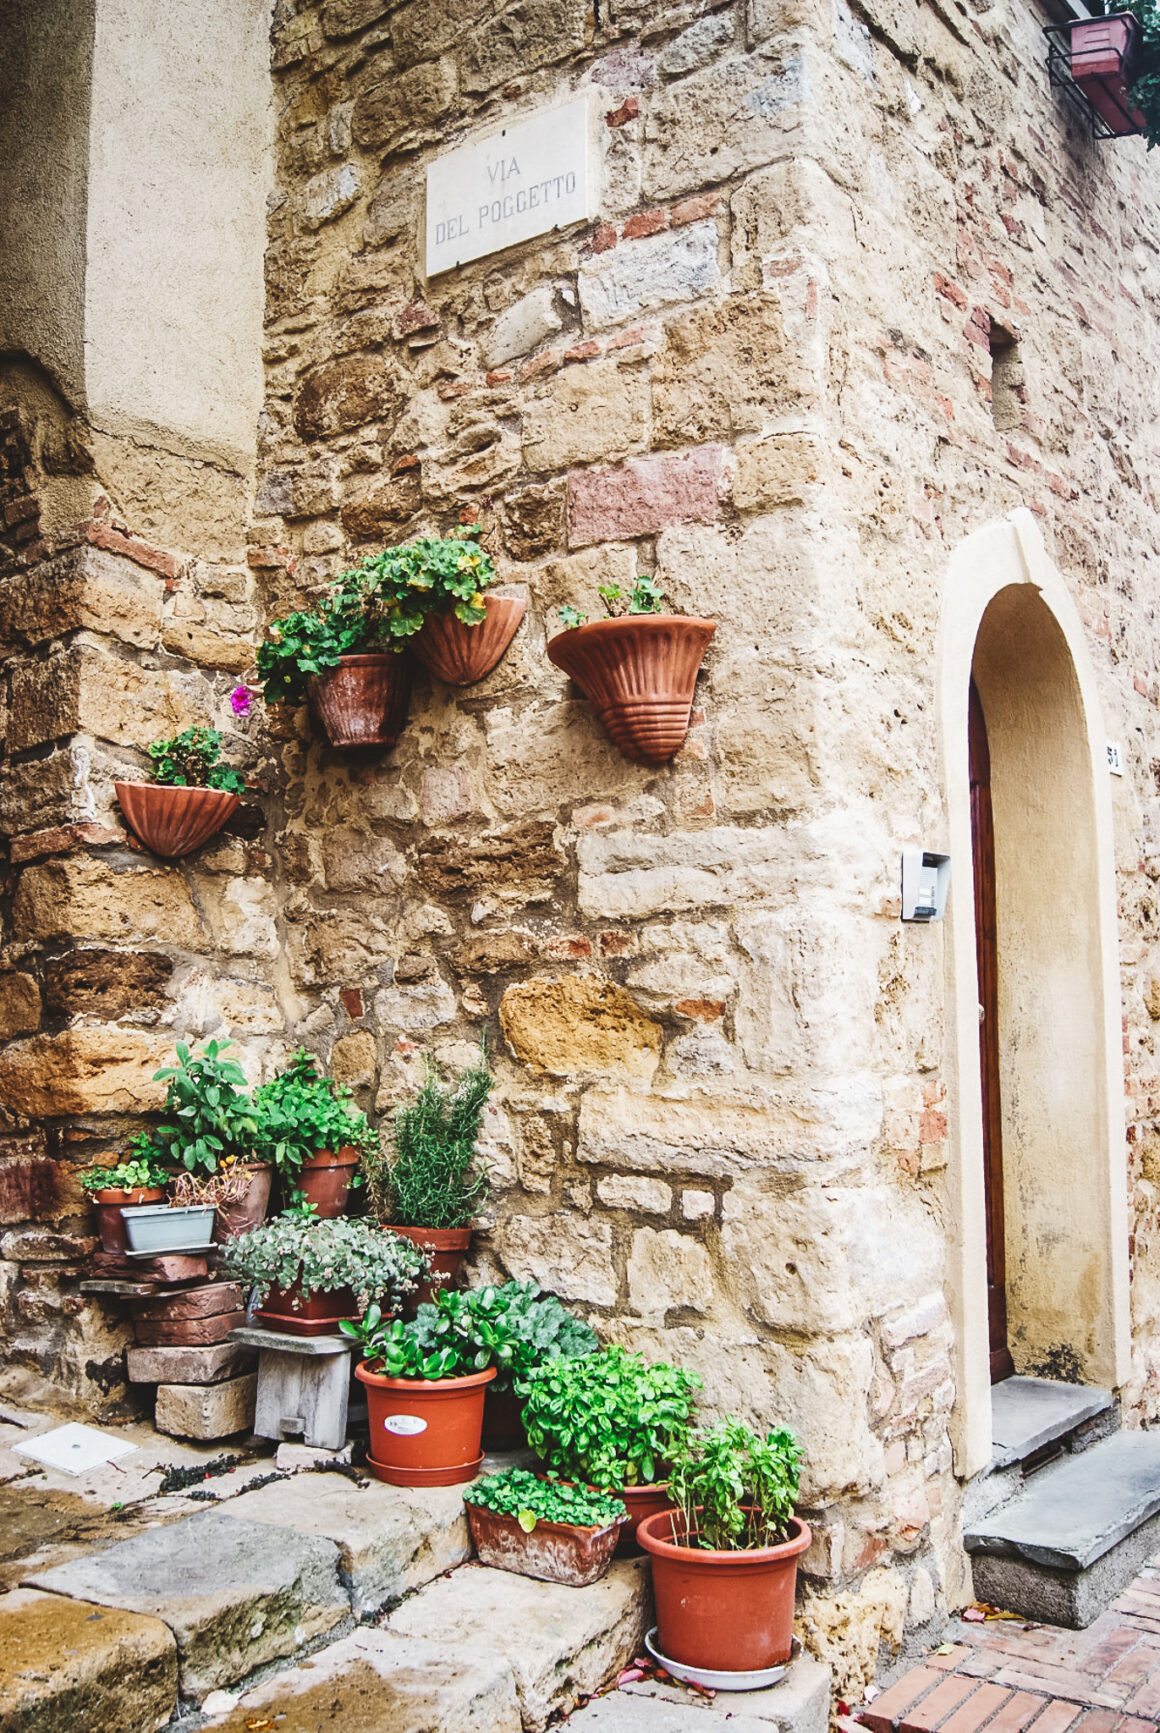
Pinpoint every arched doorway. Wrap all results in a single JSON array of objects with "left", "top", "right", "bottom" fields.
[{"left": 938, "top": 512, "right": 1129, "bottom": 1478}]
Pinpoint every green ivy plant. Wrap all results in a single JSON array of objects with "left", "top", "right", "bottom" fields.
[
  {"left": 522, "top": 1345, "right": 702, "bottom": 1490},
  {"left": 253, "top": 1049, "right": 377, "bottom": 1195},
  {"left": 557, "top": 574, "right": 668, "bottom": 630},
  {"left": 667, "top": 1418, "right": 803, "bottom": 1552},
  {"left": 79, "top": 1157, "right": 168, "bottom": 1196},
  {"left": 223, "top": 1213, "right": 425, "bottom": 1311},
  {"left": 256, "top": 527, "right": 496, "bottom": 707},
  {"left": 135, "top": 1039, "right": 258, "bottom": 1176},
  {"left": 465, "top": 1467, "right": 625, "bottom": 1532},
  {"left": 146, "top": 727, "right": 245, "bottom": 794},
  {"left": 365, "top": 1047, "right": 492, "bottom": 1229}
]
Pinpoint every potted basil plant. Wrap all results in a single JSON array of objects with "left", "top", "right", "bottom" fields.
[
  {"left": 635, "top": 1419, "right": 809, "bottom": 1677},
  {"left": 522, "top": 1344, "right": 701, "bottom": 1544},
  {"left": 254, "top": 1048, "right": 377, "bottom": 1217},
  {"left": 223, "top": 1212, "right": 425, "bottom": 1337},
  {"left": 464, "top": 1467, "right": 627, "bottom": 1587},
  {"left": 80, "top": 1157, "right": 168, "bottom": 1257},
  {"left": 115, "top": 727, "right": 245, "bottom": 859},
  {"left": 547, "top": 576, "right": 715, "bottom": 765}
]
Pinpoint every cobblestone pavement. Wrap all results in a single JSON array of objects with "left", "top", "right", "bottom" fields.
[{"left": 855, "top": 1559, "right": 1160, "bottom": 1733}]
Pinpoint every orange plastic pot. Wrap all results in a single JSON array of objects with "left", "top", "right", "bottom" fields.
[
  {"left": 297, "top": 1146, "right": 359, "bottom": 1218},
  {"left": 357, "top": 1361, "right": 495, "bottom": 1486},
  {"left": 547, "top": 615, "right": 716, "bottom": 765},
  {"left": 306, "top": 653, "right": 412, "bottom": 750},
  {"left": 619, "top": 1482, "right": 676, "bottom": 1547},
  {"left": 115, "top": 782, "right": 239, "bottom": 859},
  {"left": 636, "top": 1509, "right": 811, "bottom": 1673},
  {"left": 383, "top": 1224, "right": 471, "bottom": 1308},
  {"left": 414, "top": 595, "right": 526, "bottom": 685},
  {"left": 91, "top": 1187, "right": 165, "bottom": 1257}
]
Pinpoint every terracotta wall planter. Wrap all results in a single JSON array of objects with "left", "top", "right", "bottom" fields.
[
  {"left": 383, "top": 1224, "right": 471, "bottom": 1308},
  {"left": 211, "top": 1164, "right": 273, "bottom": 1243},
  {"left": 254, "top": 1281, "right": 359, "bottom": 1337},
  {"left": 466, "top": 1502, "right": 626, "bottom": 1586},
  {"left": 547, "top": 615, "right": 716, "bottom": 765},
  {"left": 91, "top": 1187, "right": 165, "bottom": 1257},
  {"left": 413, "top": 595, "right": 526, "bottom": 685},
  {"left": 115, "top": 782, "right": 239, "bottom": 859},
  {"left": 306, "top": 652, "right": 412, "bottom": 749},
  {"left": 357, "top": 1361, "right": 495, "bottom": 1486},
  {"left": 1067, "top": 15, "right": 1146, "bottom": 135},
  {"left": 297, "top": 1146, "right": 359, "bottom": 1218},
  {"left": 636, "top": 1510, "right": 811, "bottom": 1673}
]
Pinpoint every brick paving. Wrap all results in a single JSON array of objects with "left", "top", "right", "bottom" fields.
[{"left": 855, "top": 1556, "right": 1160, "bottom": 1733}]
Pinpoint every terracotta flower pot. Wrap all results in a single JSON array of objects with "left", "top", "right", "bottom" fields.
[
  {"left": 211, "top": 1164, "right": 273, "bottom": 1243},
  {"left": 296, "top": 1146, "right": 359, "bottom": 1218},
  {"left": 254, "top": 1280, "right": 360, "bottom": 1337},
  {"left": 636, "top": 1509, "right": 811, "bottom": 1674},
  {"left": 1068, "top": 16, "right": 1146, "bottom": 135},
  {"left": 91, "top": 1186, "right": 165, "bottom": 1257},
  {"left": 413, "top": 595, "right": 526, "bottom": 685},
  {"left": 383, "top": 1224, "right": 471, "bottom": 1309},
  {"left": 306, "top": 652, "right": 413, "bottom": 750},
  {"left": 357, "top": 1361, "right": 495, "bottom": 1486},
  {"left": 482, "top": 1386, "right": 526, "bottom": 1452},
  {"left": 618, "top": 1482, "right": 676, "bottom": 1547},
  {"left": 114, "top": 782, "right": 240, "bottom": 859},
  {"left": 466, "top": 1502, "right": 627, "bottom": 1586},
  {"left": 547, "top": 615, "right": 716, "bottom": 765}
]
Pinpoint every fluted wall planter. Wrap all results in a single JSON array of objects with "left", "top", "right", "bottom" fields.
[
  {"left": 306, "top": 652, "right": 413, "bottom": 749},
  {"left": 413, "top": 594, "right": 526, "bottom": 685},
  {"left": 547, "top": 615, "right": 716, "bottom": 765},
  {"left": 115, "top": 782, "right": 240, "bottom": 859}
]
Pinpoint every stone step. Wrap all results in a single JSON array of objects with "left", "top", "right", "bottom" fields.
[
  {"left": 0, "top": 1586, "right": 178, "bottom": 1733},
  {"left": 964, "top": 1431, "right": 1160, "bottom": 1628},
  {"left": 568, "top": 1655, "right": 832, "bottom": 1733},
  {"left": 989, "top": 1378, "right": 1114, "bottom": 1471}
]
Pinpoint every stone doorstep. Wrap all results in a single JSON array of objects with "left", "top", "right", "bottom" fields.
[
  {"left": 599, "top": 1655, "right": 832, "bottom": 1733},
  {"left": 0, "top": 1586, "right": 178, "bottom": 1733},
  {"left": 969, "top": 1511, "right": 1160, "bottom": 1630},
  {"left": 965, "top": 1433, "right": 1160, "bottom": 1572},
  {"left": 989, "top": 1378, "right": 1114, "bottom": 1472}
]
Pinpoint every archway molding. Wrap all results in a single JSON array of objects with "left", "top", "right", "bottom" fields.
[{"left": 937, "top": 509, "right": 1129, "bottom": 1480}]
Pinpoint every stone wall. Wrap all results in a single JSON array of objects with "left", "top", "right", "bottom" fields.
[{"left": 4, "top": 0, "right": 1160, "bottom": 1691}]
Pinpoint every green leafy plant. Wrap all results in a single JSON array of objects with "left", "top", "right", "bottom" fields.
[
  {"left": 522, "top": 1345, "right": 702, "bottom": 1490},
  {"left": 465, "top": 1281, "right": 598, "bottom": 1395},
  {"left": 146, "top": 726, "right": 245, "bottom": 794},
  {"left": 79, "top": 1156, "right": 167, "bottom": 1196},
  {"left": 253, "top": 1049, "right": 377, "bottom": 1195},
  {"left": 136, "top": 1039, "right": 258, "bottom": 1176},
  {"left": 465, "top": 1467, "right": 625, "bottom": 1532},
  {"left": 366, "top": 1047, "right": 492, "bottom": 1229},
  {"left": 223, "top": 1213, "right": 425, "bottom": 1311},
  {"left": 256, "top": 528, "right": 496, "bottom": 707},
  {"left": 556, "top": 575, "right": 668, "bottom": 630},
  {"left": 667, "top": 1418, "right": 803, "bottom": 1552},
  {"left": 341, "top": 1285, "right": 493, "bottom": 1378}
]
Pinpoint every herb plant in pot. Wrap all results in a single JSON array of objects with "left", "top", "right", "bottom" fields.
[
  {"left": 80, "top": 1157, "right": 168, "bottom": 1257},
  {"left": 223, "top": 1212, "right": 425, "bottom": 1336},
  {"left": 368, "top": 1048, "right": 492, "bottom": 1305},
  {"left": 115, "top": 727, "right": 245, "bottom": 859},
  {"left": 467, "top": 1281, "right": 599, "bottom": 1451},
  {"left": 635, "top": 1419, "right": 809, "bottom": 1679},
  {"left": 342, "top": 1286, "right": 499, "bottom": 1485},
  {"left": 254, "top": 1049, "right": 377, "bottom": 1217},
  {"left": 547, "top": 577, "right": 715, "bottom": 766},
  {"left": 464, "top": 1467, "right": 627, "bottom": 1587},
  {"left": 522, "top": 1345, "right": 702, "bottom": 1544}
]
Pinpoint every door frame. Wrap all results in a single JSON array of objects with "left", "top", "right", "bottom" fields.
[{"left": 936, "top": 510, "right": 1129, "bottom": 1479}]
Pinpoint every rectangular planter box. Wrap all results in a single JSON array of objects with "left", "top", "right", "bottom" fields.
[
  {"left": 122, "top": 1203, "right": 216, "bottom": 1254},
  {"left": 465, "top": 1502, "right": 626, "bottom": 1586}
]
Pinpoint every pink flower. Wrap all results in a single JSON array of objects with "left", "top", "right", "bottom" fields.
[{"left": 230, "top": 685, "right": 252, "bottom": 716}]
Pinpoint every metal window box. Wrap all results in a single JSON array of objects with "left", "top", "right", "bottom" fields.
[{"left": 1044, "top": 14, "right": 1147, "bottom": 139}]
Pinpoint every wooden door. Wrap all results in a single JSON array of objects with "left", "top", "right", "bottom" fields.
[{"left": 970, "top": 680, "right": 1015, "bottom": 1384}]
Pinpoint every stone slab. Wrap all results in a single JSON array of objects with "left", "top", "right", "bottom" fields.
[
  {"left": 126, "top": 1341, "right": 255, "bottom": 1385},
  {"left": 0, "top": 1585, "right": 177, "bottom": 1733},
  {"left": 969, "top": 1508, "right": 1160, "bottom": 1629},
  {"left": 134, "top": 1311, "right": 241, "bottom": 1347},
  {"left": 218, "top": 1472, "right": 470, "bottom": 1616},
  {"left": 620, "top": 1654, "right": 832, "bottom": 1733},
  {"left": 990, "top": 1376, "right": 1113, "bottom": 1469},
  {"left": 154, "top": 1373, "right": 257, "bottom": 1440},
  {"left": 386, "top": 1556, "right": 651, "bottom": 1731},
  {"left": 132, "top": 1282, "right": 242, "bottom": 1320},
  {"left": 25, "top": 1508, "right": 349, "bottom": 1700},
  {"left": 965, "top": 1430, "right": 1160, "bottom": 1569},
  {"left": 231, "top": 1325, "right": 352, "bottom": 1355},
  {"left": 202, "top": 1628, "right": 521, "bottom": 1733}
]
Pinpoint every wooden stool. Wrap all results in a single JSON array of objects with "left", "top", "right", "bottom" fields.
[{"left": 230, "top": 1326, "right": 353, "bottom": 1451}]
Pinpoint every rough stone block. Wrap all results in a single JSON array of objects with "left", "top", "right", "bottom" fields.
[
  {"left": 133, "top": 1311, "right": 241, "bottom": 1348},
  {"left": 132, "top": 1284, "right": 243, "bottom": 1322},
  {"left": 499, "top": 1214, "right": 617, "bottom": 1306},
  {"left": 155, "top": 1375, "right": 257, "bottom": 1441},
  {"left": 0, "top": 971, "right": 41, "bottom": 1039},
  {"left": 0, "top": 1029, "right": 172, "bottom": 1119},
  {"left": 13, "top": 856, "right": 204, "bottom": 948},
  {"left": 8, "top": 641, "right": 206, "bottom": 752},
  {"left": 28, "top": 1509, "right": 349, "bottom": 1700},
  {"left": 485, "top": 284, "right": 563, "bottom": 367},
  {"left": 590, "top": 1652, "right": 831, "bottom": 1730},
  {"left": 387, "top": 1557, "right": 650, "bottom": 1730},
  {"left": 42, "top": 950, "right": 174, "bottom": 1020},
  {"left": 220, "top": 1475, "right": 470, "bottom": 1616},
  {"left": 126, "top": 1342, "right": 255, "bottom": 1386},
  {"left": 578, "top": 221, "right": 720, "bottom": 328},
  {"left": 0, "top": 1587, "right": 177, "bottom": 1733},
  {"left": 567, "top": 446, "right": 724, "bottom": 547},
  {"left": 643, "top": 55, "right": 811, "bottom": 200},
  {"left": 733, "top": 433, "right": 821, "bottom": 509},
  {"left": 499, "top": 974, "right": 662, "bottom": 1079},
  {"left": 523, "top": 360, "right": 650, "bottom": 472},
  {"left": 0, "top": 545, "right": 164, "bottom": 653},
  {"left": 653, "top": 294, "right": 806, "bottom": 448},
  {"left": 626, "top": 1227, "right": 713, "bottom": 1323},
  {"left": 596, "top": 1175, "right": 673, "bottom": 1213}
]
